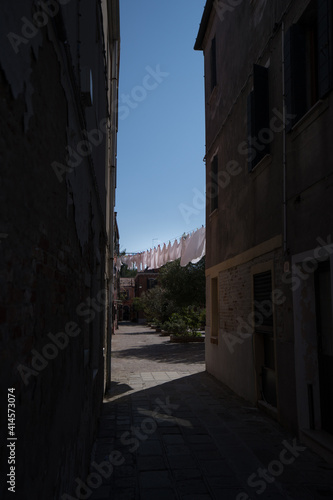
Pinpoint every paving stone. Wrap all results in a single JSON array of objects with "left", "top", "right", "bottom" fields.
[
  {"left": 158, "top": 426, "right": 181, "bottom": 434},
  {"left": 89, "top": 484, "right": 112, "bottom": 499},
  {"left": 114, "top": 465, "right": 136, "bottom": 478},
  {"left": 162, "top": 434, "right": 185, "bottom": 445},
  {"left": 172, "top": 468, "right": 203, "bottom": 480},
  {"left": 200, "top": 459, "right": 235, "bottom": 478},
  {"left": 137, "top": 440, "right": 163, "bottom": 456},
  {"left": 176, "top": 479, "right": 209, "bottom": 495},
  {"left": 207, "top": 475, "right": 242, "bottom": 489},
  {"left": 181, "top": 495, "right": 212, "bottom": 500},
  {"left": 187, "top": 434, "right": 215, "bottom": 444},
  {"left": 140, "top": 488, "right": 177, "bottom": 500},
  {"left": 168, "top": 455, "right": 198, "bottom": 470},
  {"left": 114, "top": 477, "right": 136, "bottom": 489},
  {"left": 111, "top": 488, "right": 136, "bottom": 500},
  {"left": 137, "top": 455, "right": 166, "bottom": 471},
  {"left": 166, "top": 444, "right": 192, "bottom": 456},
  {"left": 139, "top": 471, "right": 172, "bottom": 489},
  {"left": 96, "top": 323, "right": 333, "bottom": 500}
]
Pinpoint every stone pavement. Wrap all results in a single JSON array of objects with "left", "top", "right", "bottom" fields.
[{"left": 87, "top": 322, "right": 333, "bottom": 500}]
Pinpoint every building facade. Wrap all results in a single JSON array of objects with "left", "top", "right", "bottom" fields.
[
  {"left": 119, "top": 277, "right": 136, "bottom": 321},
  {"left": 135, "top": 270, "right": 159, "bottom": 323},
  {"left": 0, "top": 0, "right": 119, "bottom": 497},
  {"left": 195, "top": 0, "right": 333, "bottom": 460}
]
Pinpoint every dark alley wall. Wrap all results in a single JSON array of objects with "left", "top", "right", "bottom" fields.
[{"left": 0, "top": 1, "right": 119, "bottom": 497}]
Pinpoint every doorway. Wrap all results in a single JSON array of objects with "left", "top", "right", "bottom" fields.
[{"left": 315, "top": 260, "right": 333, "bottom": 435}]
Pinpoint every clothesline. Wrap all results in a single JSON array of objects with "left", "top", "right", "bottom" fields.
[
  {"left": 123, "top": 226, "right": 204, "bottom": 256},
  {"left": 116, "top": 226, "right": 205, "bottom": 271}
]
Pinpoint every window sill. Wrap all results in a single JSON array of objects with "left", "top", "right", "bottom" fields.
[
  {"left": 290, "top": 98, "right": 329, "bottom": 140},
  {"left": 249, "top": 154, "right": 272, "bottom": 179},
  {"left": 210, "top": 336, "right": 218, "bottom": 345},
  {"left": 209, "top": 208, "right": 218, "bottom": 219}
]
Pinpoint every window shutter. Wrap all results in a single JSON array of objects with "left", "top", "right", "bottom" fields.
[
  {"left": 211, "top": 37, "right": 217, "bottom": 91},
  {"left": 253, "top": 271, "right": 273, "bottom": 333},
  {"left": 247, "top": 65, "right": 269, "bottom": 171},
  {"left": 284, "top": 24, "right": 307, "bottom": 132},
  {"left": 210, "top": 156, "right": 218, "bottom": 212},
  {"left": 247, "top": 91, "right": 255, "bottom": 172},
  {"left": 317, "top": 0, "right": 333, "bottom": 98}
]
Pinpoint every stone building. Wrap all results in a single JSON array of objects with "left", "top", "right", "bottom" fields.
[
  {"left": 195, "top": 0, "right": 333, "bottom": 460},
  {"left": 0, "top": 0, "right": 120, "bottom": 497}
]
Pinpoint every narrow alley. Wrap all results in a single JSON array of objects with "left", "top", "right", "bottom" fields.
[
  {"left": 86, "top": 323, "right": 333, "bottom": 500},
  {"left": 2, "top": 1, "right": 333, "bottom": 498}
]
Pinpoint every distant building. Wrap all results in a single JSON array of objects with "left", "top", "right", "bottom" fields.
[
  {"left": 119, "top": 278, "right": 136, "bottom": 321},
  {"left": 195, "top": 0, "right": 333, "bottom": 460},
  {"left": 0, "top": 0, "right": 120, "bottom": 497},
  {"left": 135, "top": 270, "right": 159, "bottom": 323},
  {"left": 113, "top": 214, "right": 121, "bottom": 331}
]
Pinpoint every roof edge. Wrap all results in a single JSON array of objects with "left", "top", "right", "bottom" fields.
[{"left": 194, "top": 0, "right": 213, "bottom": 51}]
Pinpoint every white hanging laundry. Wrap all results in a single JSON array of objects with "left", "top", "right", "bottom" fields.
[
  {"left": 191, "top": 227, "right": 206, "bottom": 264},
  {"left": 115, "top": 257, "right": 122, "bottom": 272},
  {"left": 169, "top": 239, "right": 177, "bottom": 261},
  {"left": 175, "top": 238, "right": 182, "bottom": 260},
  {"left": 149, "top": 247, "right": 156, "bottom": 270},
  {"left": 121, "top": 255, "right": 130, "bottom": 267},
  {"left": 116, "top": 228, "right": 206, "bottom": 274},
  {"left": 180, "top": 227, "right": 206, "bottom": 267},
  {"left": 155, "top": 245, "right": 161, "bottom": 269},
  {"left": 165, "top": 242, "right": 172, "bottom": 263},
  {"left": 135, "top": 254, "right": 142, "bottom": 271},
  {"left": 142, "top": 252, "right": 148, "bottom": 270},
  {"left": 161, "top": 243, "right": 167, "bottom": 267}
]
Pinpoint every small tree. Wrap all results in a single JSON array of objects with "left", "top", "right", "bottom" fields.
[
  {"left": 138, "top": 287, "right": 174, "bottom": 326},
  {"left": 159, "top": 257, "right": 205, "bottom": 309}
]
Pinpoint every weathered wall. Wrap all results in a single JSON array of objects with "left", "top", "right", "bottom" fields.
[
  {"left": 286, "top": 91, "right": 333, "bottom": 254},
  {"left": 204, "top": 0, "right": 290, "bottom": 269},
  {"left": 200, "top": 0, "right": 321, "bottom": 433},
  {"left": 205, "top": 246, "right": 297, "bottom": 431},
  {"left": 0, "top": 1, "right": 115, "bottom": 497}
]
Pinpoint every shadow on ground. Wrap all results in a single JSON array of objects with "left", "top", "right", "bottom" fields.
[
  {"left": 111, "top": 341, "right": 205, "bottom": 365},
  {"left": 115, "top": 322, "right": 158, "bottom": 336},
  {"left": 89, "top": 372, "right": 333, "bottom": 500}
]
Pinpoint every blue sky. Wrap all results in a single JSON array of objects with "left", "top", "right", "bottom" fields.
[{"left": 115, "top": 0, "right": 206, "bottom": 254}]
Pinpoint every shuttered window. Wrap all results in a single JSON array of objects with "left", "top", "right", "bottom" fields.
[
  {"left": 284, "top": 24, "right": 308, "bottom": 131},
  {"left": 253, "top": 270, "right": 276, "bottom": 405},
  {"left": 247, "top": 64, "right": 270, "bottom": 171},
  {"left": 211, "top": 37, "right": 217, "bottom": 92},
  {"left": 284, "top": 0, "right": 333, "bottom": 132},
  {"left": 210, "top": 155, "right": 218, "bottom": 213},
  {"left": 253, "top": 271, "right": 273, "bottom": 334},
  {"left": 318, "top": 0, "right": 333, "bottom": 97}
]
